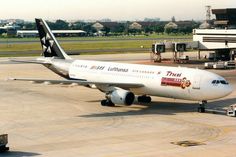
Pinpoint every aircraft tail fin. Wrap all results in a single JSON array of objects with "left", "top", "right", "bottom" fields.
[{"left": 35, "top": 18, "right": 71, "bottom": 60}]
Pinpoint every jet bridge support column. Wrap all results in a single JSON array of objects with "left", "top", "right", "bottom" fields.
[{"left": 198, "top": 50, "right": 201, "bottom": 60}]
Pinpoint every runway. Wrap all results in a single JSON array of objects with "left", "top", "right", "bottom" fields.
[{"left": 0, "top": 53, "right": 236, "bottom": 157}]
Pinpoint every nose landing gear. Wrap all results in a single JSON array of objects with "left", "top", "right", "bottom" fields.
[{"left": 198, "top": 100, "right": 207, "bottom": 113}]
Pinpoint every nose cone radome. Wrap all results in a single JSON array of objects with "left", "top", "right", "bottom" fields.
[
  {"left": 218, "top": 83, "right": 233, "bottom": 99},
  {"left": 225, "top": 84, "right": 233, "bottom": 96}
]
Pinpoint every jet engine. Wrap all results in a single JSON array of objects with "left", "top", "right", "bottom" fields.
[{"left": 109, "top": 89, "right": 135, "bottom": 105}]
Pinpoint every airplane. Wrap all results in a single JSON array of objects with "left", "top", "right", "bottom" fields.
[{"left": 10, "top": 18, "right": 233, "bottom": 113}]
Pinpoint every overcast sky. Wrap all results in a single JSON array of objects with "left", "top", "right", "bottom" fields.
[{"left": 1, "top": 0, "right": 235, "bottom": 21}]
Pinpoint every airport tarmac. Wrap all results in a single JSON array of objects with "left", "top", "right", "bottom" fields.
[{"left": 0, "top": 53, "right": 236, "bottom": 157}]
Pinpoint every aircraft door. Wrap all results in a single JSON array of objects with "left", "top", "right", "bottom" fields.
[{"left": 192, "top": 75, "right": 201, "bottom": 89}]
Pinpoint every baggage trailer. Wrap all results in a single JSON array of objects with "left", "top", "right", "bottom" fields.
[
  {"left": 204, "top": 105, "right": 236, "bottom": 117},
  {"left": 0, "top": 134, "right": 9, "bottom": 152},
  {"left": 204, "top": 61, "right": 235, "bottom": 69},
  {"left": 227, "top": 104, "right": 236, "bottom": 117}
]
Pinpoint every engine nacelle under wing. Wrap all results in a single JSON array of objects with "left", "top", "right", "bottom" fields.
[{"left": 110, "top": 89, "right": 135, "bottom": 105}]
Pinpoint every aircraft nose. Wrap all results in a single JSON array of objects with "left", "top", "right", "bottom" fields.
[
  {"left": 221, "top": 83, "right": 234, "bottom": 98},
  {"left": 227, "top": 84, "right": 234, "bottom": 95},
  {"left": 214, "top": 82, "right": 234, "bottom": 99}
]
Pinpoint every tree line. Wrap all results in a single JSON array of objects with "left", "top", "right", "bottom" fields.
[{"left": 20, "top": 19, "right": 201, "bottom": 36}]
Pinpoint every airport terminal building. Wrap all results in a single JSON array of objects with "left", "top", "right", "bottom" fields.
[{"left": 193, "top": 8, "right": 236, "bottom": 60}]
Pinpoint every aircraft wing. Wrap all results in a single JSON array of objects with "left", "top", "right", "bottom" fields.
[{"left": 8, "top": 78, "right": 144, "bottom": 89}]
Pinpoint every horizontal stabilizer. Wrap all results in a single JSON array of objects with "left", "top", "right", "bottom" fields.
[{"left": 9, "top": 58, "right": 52, "bottom": 65}]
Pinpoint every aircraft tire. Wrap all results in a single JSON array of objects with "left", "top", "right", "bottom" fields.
[
  {"left": 145, "top": 96, "right": 152, "bottom": 103},
  {"left": 198, "top": 107, "right": 205, "bottom": 113},
  {"left": 138, "top": 96, "right": 152, "bottom": 103},
  {"left": 101, "top": 100, "right": 107, "bottom": 106},
  {"left": 101, "top": 100, "right": 115, "bottom": 107}
]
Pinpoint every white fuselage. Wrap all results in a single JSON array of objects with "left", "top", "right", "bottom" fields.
[{"left": 55, "top": 59, "right": 233, "bottom": 101}]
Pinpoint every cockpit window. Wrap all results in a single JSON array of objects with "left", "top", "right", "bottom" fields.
[
  {"left": 212, "top": 80, "right": 229, "bottom": 85},
  {"left": 220, "top": 80, "right": 229, "bottom": 84}
]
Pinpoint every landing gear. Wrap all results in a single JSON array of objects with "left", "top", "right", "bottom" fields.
[
  {"left": 101, "top": 99, "right": 115, "bottom": 107},
  {"left": 198, "top": 100, "right": 207, "bottom": 113},
  {"left": 137, "top": 95, "right": 152, "bottom": 103}
]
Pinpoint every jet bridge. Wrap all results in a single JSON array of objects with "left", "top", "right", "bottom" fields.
[
  {"left": 151, "top": 43, "right": 165, "bottom": 62},
  {"left": 151, "top": 42, "right": 190, "bottom": 63},
  {"left": 172, "top": 42, "right": 189, "bottom": 63}
]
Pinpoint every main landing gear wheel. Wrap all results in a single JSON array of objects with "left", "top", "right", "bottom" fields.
[
  {"left": 138, "top": 96, "right": 152, "bottom": 103},
  {"left": 198, "top": 100, "right": 207, "bottom": 113},
  {"left": 101, "top": 99, "right": 115, "bottom": 107}
]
